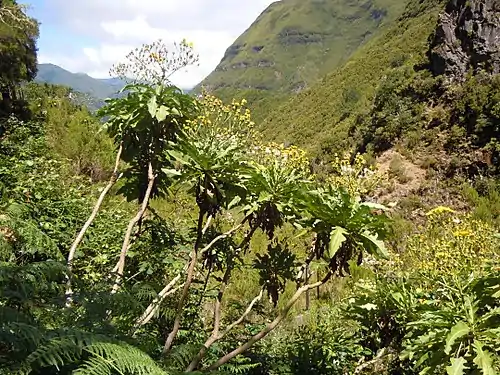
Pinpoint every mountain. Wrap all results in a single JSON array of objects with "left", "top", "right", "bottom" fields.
[
  {"left": 195, "top": 0, "right": 409, "bottom": 120},
  {"left": 261, "top": 0, "right": 500, "bottom": 168},
  {"left": 35, "top": 63, "right": 125, "bottom": 100},
  {"left": 260, "top": 0, "right": 446, "bottom": 157}
]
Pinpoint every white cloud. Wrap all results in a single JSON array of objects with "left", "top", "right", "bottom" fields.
[{"left": 38, "top": 0, "right": 278, "bottom": 88}]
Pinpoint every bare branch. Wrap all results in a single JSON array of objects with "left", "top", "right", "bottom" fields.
[
  {"left": 65, "top": 144, "right": 122, "bottom": 306},
  {"left": 184, "top": 223, "right": 260, "bottom": 370},
  {"left": 134, "top": 274, "right": 183, "bottom": 329},
  {"left": 164, "top": 215, "right": 255, "bottom": 354},
  {"left": 186, "top": 288, "right": 264, "bottom": 371},
  {"left": 162, "top": 210, "right": 207, "bottom": 353},
  {"left": 199, "top": 223, "right": 243, "bottom": 256},
  {"left": 221, "top": 288, "right": 264, "bottom": 338},
  {"left": 112, "top": 162, "right": 155, "bottom": 293},
  {"left": 208, "top": 271, "right": 333, "bottom": 370}
]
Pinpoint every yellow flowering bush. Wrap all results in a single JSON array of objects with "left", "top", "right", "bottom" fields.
[
  {"left": 328, "top": 153, "right": 384, "bottom": 197},
  {"left": 397, "top": 206, "right": 500, "bottom": 275},
  {"left": 187, "top": 92, "right": 310, "bottom": 176},
  {"left": 186, "top": 91, "right": 259, "bottom": 148},
  {"left": 251, "top": 141, "right": 310, "bottom": 176}
]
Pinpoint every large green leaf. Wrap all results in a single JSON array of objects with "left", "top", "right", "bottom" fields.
[
  {"left": 446, "top": 357, "right": 468, "bottom": 375},
  {"left": 147, "top": 96, "right": 157, "bottom": 118},
  {"left": 329, "top": 227, "right": 347, "bottom": 258},
  {"left": 359, "top": 232, "right": 388, "bottom": 259},
  {"left": 360, "top": 202, "right": 389, "bottom": 211},
  {"left": 445, "top": 321, "right": 470, "bottom": 355},
  {"left": 155, "top": 105, "right": 169, "bottom": 122},
  {"left": 492, "top": 285, "right": 500, "bottom": 299},
  {"left": 473, "top": 341, "right": 496, "bottom": 375}
]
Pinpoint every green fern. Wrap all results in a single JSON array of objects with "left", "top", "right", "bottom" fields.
[
  {"left": 0, "top": 202, "right": 63, "bottom": 262},
  {"left": 74, "top": 342, "right": 168, "bottom": 375},
  {"left": 166, "top": 343, "right": 204, "bottom": 371}
]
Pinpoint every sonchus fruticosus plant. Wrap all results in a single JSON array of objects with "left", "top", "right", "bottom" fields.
[
  {"left": 161, "top": 95, "right": 256, "bottom": 353},
  {"left": 402, "top": 269, "right": 500, "bottom": 375},
  {"left": 65, "top": 40, "right": 200, "bottom": 301},
  {"left": 197, "top": 155, "right": 390, "bottom": 371},
  {"left": 161, "top": 114, "right": 391, "bottom": 371}
]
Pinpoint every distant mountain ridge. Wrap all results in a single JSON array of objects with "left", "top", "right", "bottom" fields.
[
  {"left": 35, "top": 63, "right": 125, "bottom": 100},
  {"left": 35, "top": 64, "right": 193, "bottom": 106}
]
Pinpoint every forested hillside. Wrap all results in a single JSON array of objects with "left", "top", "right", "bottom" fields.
[
  {"left": 1, "top": 0, "right": 499, "bottom": 374},
  {"left": 195, "top": 0, "right": 409, "bottom": 120}
]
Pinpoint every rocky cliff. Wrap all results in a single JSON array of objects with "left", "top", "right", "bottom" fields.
[{"left": 429, "top": 0, "right": 500, "bottom": 80}]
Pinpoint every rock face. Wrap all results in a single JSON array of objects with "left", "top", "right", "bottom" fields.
[{"left": 429, "top": 0, "right": 500, "bottom": 80}]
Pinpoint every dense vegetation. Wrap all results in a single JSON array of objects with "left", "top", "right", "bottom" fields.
[{"left": 1, "top": 0, "right": 499, "bottom": 374}]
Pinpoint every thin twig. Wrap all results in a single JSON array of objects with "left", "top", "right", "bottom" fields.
[
  {"left": 134, "top": 274, "right": 183, "bottom": 329},
  {"left": 199, "top": 223, "right": 243, "bottom": 256},
  {"left": 186, "top": 288, "right": 264, "bottom": 372},
  {"left": 207, "top": 271, "right": 333, "bottom": 370},
  {"left": 163, "top": 211, "right": 206, "bottom": 353},
  {"left": 112, "top": 162, "right": 155, "bottom": 293},
  {"left": 65, "top": 144, "right": 122, "bottom": 306}
]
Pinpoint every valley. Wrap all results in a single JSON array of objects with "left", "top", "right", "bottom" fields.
[{"left": 2, "top": 0, "right": 500, "bottom": 374}]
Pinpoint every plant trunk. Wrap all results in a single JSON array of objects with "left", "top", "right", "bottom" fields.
[
  {"left": 186, "top": 288, "right": 264, "bottom": 372},
  {"left": 65, "top": 144, "right": 122, "bottom": 306},
  {"left": 183, "top": 222, "right": 258, "bottom": 368},
  {"left": 134, "top": 274, "right": 182, "bottom": 330},
  {"left": 111, "top": 162, "right": 155, "bottom": 294},
  {"left": 207, "top": 271, "right": 333, "bottom": 371},
  {"left": 163, "top": 210, "right": 206, "bottom": 353}
]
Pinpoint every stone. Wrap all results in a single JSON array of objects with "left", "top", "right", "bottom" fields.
[{"left": 429, "top": 0, "right": 500, "bottom": 81}]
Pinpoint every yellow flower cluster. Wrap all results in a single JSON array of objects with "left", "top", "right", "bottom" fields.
[
  {"left": 186, "top": 91, "right": 258, "bottom": 145},
  {"left": 186, "top": 92, "right": 311, "bottom": 176},
  {"left": 181, "top": 38, "right": 194, "bottom": 49},
  {"left": 396, "top": 207, "right": 500, "bottom": 276},
  {"left": 328, "top": 153, "right": 383, "bottom": 196},
  {"left": 252, "top": 142, "right": 310, "bottom": 175}
]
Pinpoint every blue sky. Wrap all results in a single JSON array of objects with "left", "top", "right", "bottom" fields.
[{"left": 26, "top": 0, "right": 276, "bottom": 88}]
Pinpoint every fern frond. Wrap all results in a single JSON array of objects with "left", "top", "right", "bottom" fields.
[
  {"left": 25, "top": 335, "right": 83, "bottom": 369},
  {"left": 22, "top": 329, "right": 107, "bottom": 371},
  {"left": 0, "top": 261, "right": 66, "bottom": 303},
  {"left": 72, "top": 357, "right": 112, "bottom": 375},
  {"left": 166, "top": 343, "right": 203, "bottom": 371},
  {"left": 217, "top": 358, "right": 260, "bottom": 375},
  {"left": 0, "top": 305, "right": 32, "bottom": 324},
  {"left": 0, "top": 322, "right": 44, "bottom": 351},
  {"left": 1, "top": 202, "right": 62, "bottom": 261},
  {"left": 75, "top": 342, "right": 168, "bottom": 375}
]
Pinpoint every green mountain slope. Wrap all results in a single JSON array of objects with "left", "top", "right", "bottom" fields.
[
  {"left": 35, "top": 63, "right": 124, "bottom": 99},
  {"left": 261, "top": 0, "right": 447, "bottom": 158},
  {"left": 195, "top": 0, "right": 409, "bottom": 119}
]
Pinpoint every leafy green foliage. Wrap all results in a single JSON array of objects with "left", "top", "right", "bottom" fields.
[
  {"left": 2, "top": 4, "right": 500, "bottom": 375},
  {"left": 401, "top": 271, "right": 500, "bottom": 374},
  {"left": 99, "top": 83, "right": 198, "bottom": 201},
  {"left": 0, "top": 0, "right": 38, "bottom": 105}
]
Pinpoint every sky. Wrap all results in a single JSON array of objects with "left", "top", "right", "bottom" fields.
[{"left": 26, "top": 0, "right": 276, "bottom": 88}]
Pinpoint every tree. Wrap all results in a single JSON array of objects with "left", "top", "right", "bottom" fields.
[
  {"left": 66, "top": 40, "right": 199, "bottom": 299},
  {"left": 0, "top": 0, "right": 38, "bottom": 112}
]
